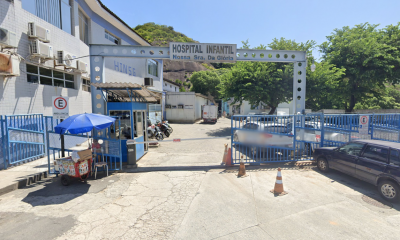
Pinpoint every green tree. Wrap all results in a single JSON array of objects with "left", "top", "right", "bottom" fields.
[
  {"left": 306, "top": 61, "right": 346, "bottom": 111},
  {"left": 175, "top": 79, "right": 182, "bottom": 85},
  {"left": 179, "top": 86, "right": 186, "bottom": 92},
  {"left": 189, "top": 71, "right": 221, "bottom": 99},
  {"left": 320, "top": 23, "right": 400, "bottom": 112},
  {"left": 219, "top": 38, "right": 316, "bottom": 114}
]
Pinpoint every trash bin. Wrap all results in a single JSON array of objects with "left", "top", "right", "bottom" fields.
[{"left": 126, "top": 140, "right": 137, "bottom": 168}]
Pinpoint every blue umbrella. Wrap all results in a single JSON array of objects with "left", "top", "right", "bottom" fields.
[{"left": 55, "top": 113, "right": 116, "bottom": 135}]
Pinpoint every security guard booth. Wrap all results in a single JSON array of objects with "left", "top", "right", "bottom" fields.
[{"left": 92, "top": 83, "right": 160, "bottom": 162}]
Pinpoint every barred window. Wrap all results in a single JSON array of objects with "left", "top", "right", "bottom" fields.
[
  {"left": 26, "top": 64, "right": 75, "bottom": 89},
  {"left": 82, "top": 78, "right": 91, "bottom": 92},
  {"left": 21, "top": 0, "right": 72, "bottom": 34},
  {"left": 105, "top": 31, "right": 120, "bottom": 45},
  {"left": 148, "top": 59, "right": 158, "bottom": 77},
  {"left": 79, "top": 9, "right": 89, "bottom": 45}
]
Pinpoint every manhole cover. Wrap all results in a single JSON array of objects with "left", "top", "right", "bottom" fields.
[{"left": 362, "top": 195, "right": 393, "bottom": 209}]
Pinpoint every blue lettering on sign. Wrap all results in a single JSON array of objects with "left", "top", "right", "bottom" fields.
[{"left": 114, "top": 60, "right": 136, "bottom": 76}]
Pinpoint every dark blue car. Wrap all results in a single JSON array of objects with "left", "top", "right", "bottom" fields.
[{"left": 313, "top": 140, "right": 400, "bottom": 202}]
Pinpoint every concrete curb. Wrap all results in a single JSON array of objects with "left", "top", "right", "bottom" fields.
[
  {"left": 121, "top": 161, "right": 316, "bottom": 173},
  {"left": 0, "top": 171, "right": 49, "bottom": 196}
]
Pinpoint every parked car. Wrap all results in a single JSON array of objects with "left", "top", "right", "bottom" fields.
[{"left": 313, "top": 140, "right": 400, "bottom": 202}]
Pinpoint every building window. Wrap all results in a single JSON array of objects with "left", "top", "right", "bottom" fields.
[
  {"left": 105, "top": 31, "right": 120, "bottom": 45},
  {"left": 165, "top": 83, "right": 167, "bottom": 86},
  {"left": 82, "top": 78, "right": 91, "bottom": 92},
  {"left": 26, "top": 64, "right": 75, "bottom": 89},
  {"left": 175, "top": 87, "right": 177, "bottom": 91},
  {"left": 148, "top": 59, "right": 158, "bottom": 77},
  {"left": 21, "top": 0, "right": 72, "bottom": 34},
  {"left": 79, "top": 9, "right": 89, "bottom": 45}
]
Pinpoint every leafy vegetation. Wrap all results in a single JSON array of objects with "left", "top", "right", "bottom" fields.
[
  {"left": 320, "top": 23, "right": 400, "bottom": 112},
  {"left": 134, "top": 23, "right": 197, "bottom": 46}
]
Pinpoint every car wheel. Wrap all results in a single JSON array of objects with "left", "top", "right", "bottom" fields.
[
  {"left": 378, "top": 180, "right": 400, "bottom": 202},
  {"left": 317, "top": 157, "right": 329, "bottom": 172},
  {"left": 233, "top": 134, "right": 238, "bottom": 142}
]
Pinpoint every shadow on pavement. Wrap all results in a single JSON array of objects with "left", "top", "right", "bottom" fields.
[
  {"left": 312, "top": 168, "right": 400, "bottom": 211},
  {"left": 21, "top": 173, "right": 118, "bottom": 207},
  {"left": 205, "top": 127, "right": 231, "bottom": 137}
]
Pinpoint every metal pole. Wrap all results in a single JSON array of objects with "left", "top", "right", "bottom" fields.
[{"left": 60, "top": 119, "right": 65, "bottom": 158}]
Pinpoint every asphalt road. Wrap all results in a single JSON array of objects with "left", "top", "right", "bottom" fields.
[{"left": 1, "top": 118, "right": 400, "bottom": 240}]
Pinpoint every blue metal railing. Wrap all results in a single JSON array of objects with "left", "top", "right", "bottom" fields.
[
  {"left": 1, "top": 114, "right": 46, "bottom": 169},
  {"left": 230, "top": 113, "right": 400, "bottom": 165}
]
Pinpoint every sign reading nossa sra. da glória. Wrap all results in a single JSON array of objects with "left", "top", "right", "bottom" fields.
[{"left": 170, "top": 42, "right": 237, "bottom": 62}]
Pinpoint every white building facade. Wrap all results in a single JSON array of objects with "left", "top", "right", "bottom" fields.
[{"left": 0, "top": 0, "right": 163, "bottom": 116}]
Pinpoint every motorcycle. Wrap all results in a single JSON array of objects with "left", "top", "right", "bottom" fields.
[
  {"left": 157, "top": 121, "right": 171, "bottom": 138},
  {"left": 163, "top": 120, "right": 173, "bottom": 134},
  {"left": 147, "top": 123, "right": 164, "bottom": 141}
]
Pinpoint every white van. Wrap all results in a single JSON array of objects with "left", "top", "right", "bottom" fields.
[{"left": 202, "top": 105, "right": 218, "bottom": 123}]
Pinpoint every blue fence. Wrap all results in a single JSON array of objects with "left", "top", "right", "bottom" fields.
[
  {"left": 231, "top": 113, "right": 400, "bottom": 165},
  {"left": 0, "top": 114, "right": 46, "bottom": 169}
]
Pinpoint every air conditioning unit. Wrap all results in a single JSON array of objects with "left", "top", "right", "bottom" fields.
[
  {"left": 28, "top": 22, "right": 50, "bottom": 43},
  {"left": 56, "top": 50, "right": 77, "bottom": 69},
  {"left": 76, "top": 60, "right": 87, "bottom": 72},
  {"left": 144, "top": 77, "right": 153, "bottom": 87},
  {"left": 0, "top": 27, "right": 17, "bottom": 48},
  {"left": 0, "top": 53, "right": 20, "bottom": 76},
  {"left": 30, "top": 40, "right": 53, "bottom": 59}
]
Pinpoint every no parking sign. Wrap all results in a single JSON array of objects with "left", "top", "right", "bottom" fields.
[
  {"left": 359, "top": 115, "right": 369, "bottom": 135},
  {"left": 52, "top": 96, "right": 69, "bottom": 119}
]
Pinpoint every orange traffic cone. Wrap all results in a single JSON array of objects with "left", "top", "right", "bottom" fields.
[
  {"left": 270, "top": 167, "right": 288, "bottom": 196},
  {"left": 237, "top": 155, "right": 247, "bottom": 177},
  {"left": 225, "top": 148, "right": 232, "bottom": 166},
  {"left": 221, "top": 144, "right": 228, "bottom": 165}
]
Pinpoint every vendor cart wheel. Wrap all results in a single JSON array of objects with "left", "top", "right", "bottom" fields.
[
  {"left": 80, "top": 173, "right": 89, "bottom": 183},
  {"left": 61, "top": 175, "right": 71, "bottom": 186}
]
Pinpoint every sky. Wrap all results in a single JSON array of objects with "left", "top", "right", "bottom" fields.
[{"left": 101, "top": 0, "right": 400, "bottom": 59}]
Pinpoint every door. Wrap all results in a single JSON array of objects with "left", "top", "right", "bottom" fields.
[
  {"left": 331, "top": 142, "right": 364, "bottom": 174},
  {"left": 143, "top": 111, "right": 148, "bottom": 151},
  {"left": 387, "top": 149, "right": 400, "bottom": 184},
  {"left": 356, "top": 145, "right": 389, "bottom": 184}
]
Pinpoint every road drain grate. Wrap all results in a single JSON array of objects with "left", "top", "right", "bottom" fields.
[{"left": 362, "top": 195, "right": 393, "bottom": 209}]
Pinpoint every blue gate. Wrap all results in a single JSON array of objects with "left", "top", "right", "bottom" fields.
[
  {"left": 0, "top": 114, "right": 46, "bottom": 169},
  {"left": 231, "top": 113, "right": 400, "bottom": 165}
]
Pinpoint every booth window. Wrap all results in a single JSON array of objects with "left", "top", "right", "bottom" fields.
[
  {"left": 21, "top": 0, "right": 72, "bottom": 34},
  {"left": 79, "top": 9, "right": 89, "bottom": 45},
  {"left": 82, "top": 78, "right": 91, "bottom": 92},
  {"left": 148, "top": 59, "right": 158, "bottom": 77},
  {"left": 105, "top": 31, "right": 120, "bottom": 45},
  {"left": 109, "top": 111, "right": 131, "bottom": 140},
  {"left": 26, "top": 64, "right": 74, "bottom": 89}
]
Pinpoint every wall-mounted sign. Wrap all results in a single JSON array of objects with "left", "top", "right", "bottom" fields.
[
  {"left": 185, "top": 105, "right": 193, "bottom": 109},
  {"left": 52, "top": 96, "right": 69, "bottom": 119},
  {"left": 170, "top": 42, "right": 237, "bottom": 62},
  {"left": 359, "top": 115, "right": 369, "bottom": 135}
]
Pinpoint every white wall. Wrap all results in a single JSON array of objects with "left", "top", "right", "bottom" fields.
[
  {"left": 0, "top": 0, "right": 91, "bottom": 116},
  {"left": 165, "top": 92, "right": 208, "bottom": 122}
]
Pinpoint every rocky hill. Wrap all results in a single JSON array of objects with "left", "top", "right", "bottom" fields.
[{"left": 134, "top": 23, "right": 213, "bottom": 90}]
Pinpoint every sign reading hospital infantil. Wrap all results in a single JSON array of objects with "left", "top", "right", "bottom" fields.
[{"left": 170, "top": 42, "right": 237, "bottom": 62}]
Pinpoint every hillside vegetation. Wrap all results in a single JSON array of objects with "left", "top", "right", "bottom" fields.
[
  {"left": 134, "top": 22, "right": 197, "bottom": 46},
  {"left": 134, "top": 22, "right": 211, "bottom": 91}
]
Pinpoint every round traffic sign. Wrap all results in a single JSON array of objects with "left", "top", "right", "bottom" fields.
[
  {"left": 360, "top": 116, "right": 368, "bottom": 124},
  {"left": 54, "top": 97, "right": 68, "bottom": 110}
]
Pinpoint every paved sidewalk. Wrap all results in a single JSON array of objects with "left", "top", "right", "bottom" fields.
[
  {"left": 0, "top": 156, "right": 49, "bottom": 196},
  {"left": 0, "top": 141, "right": 90, "bottom": 196}
]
